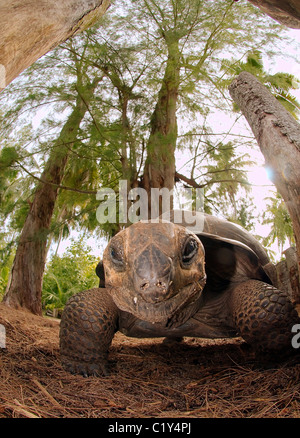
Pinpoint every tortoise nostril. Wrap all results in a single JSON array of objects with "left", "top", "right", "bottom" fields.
[
  {"left": 156, "top": 281, "right": 166, "bottom": 289},
  {"left": 138, "top": 279, "right": 168, "bottom": 291},
  {"left": 140, "top": 281, "right": 150, "bottom": 290}
]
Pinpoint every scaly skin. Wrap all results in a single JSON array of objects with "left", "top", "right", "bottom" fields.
[
  {"left": 229, "top": 279, "right": 300, "bottom": 354},
  {"left": 59, "top": 288, "right": 118, "bottom": 376},
  {"left": 60, "top": 280, "right": 300, "bottom": 376},
  {"left": 59, "top": 219, "right": 300, "bottom": 376}
]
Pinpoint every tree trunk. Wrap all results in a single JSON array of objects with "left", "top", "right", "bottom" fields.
[
  {"left": 1, "top": 0, "right": 300, "bottom": 93},
  {"left": 3, "top": 85, "right": 96, "bottom": 314},
  {"left": 275, "top": 247, "right": 300, "bottom": 303},
  {"left": 247, "top": 0, "right": 300, "bottom": 28},
  {"left": 142, "top": 38, "right": 180, "bottom": 218},
  {"left": 0, "top": 0, "right": 110, "bottom": 91},
  {"left": 229, "top": 71, "right": 300, "bottom": 298}
]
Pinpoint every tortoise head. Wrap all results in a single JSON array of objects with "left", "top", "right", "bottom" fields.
[{"left": 103, "top": 221, "right": 206, "bottom": 324}]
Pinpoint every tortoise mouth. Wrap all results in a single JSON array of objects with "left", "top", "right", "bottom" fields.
[
  {"left": 108, "top": 275, "right": 206, "bottom": 325},
  {"left": 135, "top": 281, "right": 175, "bottom": 304}
]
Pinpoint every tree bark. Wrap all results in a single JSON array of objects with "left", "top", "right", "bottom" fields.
[
  {"left": 275, "top": 247, "right": 300, "bottom": 303},
  {"left": 0, "top": 0, "right": 110, "bottom": 91},
  {"left": 142, "top": 38, "right": 180, "bottom": 217},
  {"left": 0, "top": 0, "right": 300, "bottom": 93},
  {"left": 247, "top": 0, "right": 300, "bottom": 28},
  {"left": 229, "top": 71, "right": 300, "bottom": 292},
  {"left": 3, "top": 82, "right": 97, "bottom": 314}
]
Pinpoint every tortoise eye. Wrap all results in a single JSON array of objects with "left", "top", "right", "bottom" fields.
[
  {"left": 182, "top": 237, "right": 198, "bottom": 265},
  {"left": 110, "top": 244, "right": 124, "bottom": 268}
]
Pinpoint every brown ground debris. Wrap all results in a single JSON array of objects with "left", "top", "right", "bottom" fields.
[{"left": 0, "top": 303, "right": 300, "bottom": 418}]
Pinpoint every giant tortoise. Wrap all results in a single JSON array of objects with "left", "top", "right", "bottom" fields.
[{"left": 60, "top": 211, "right": 300, "bottom": 376}]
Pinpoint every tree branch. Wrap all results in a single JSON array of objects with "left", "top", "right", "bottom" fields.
[
  {"left": 17, "top": 161, "right": 97, "bottom": 195},
  {"left": 175, "top": 171, "right": 251, "bottom": 189}
]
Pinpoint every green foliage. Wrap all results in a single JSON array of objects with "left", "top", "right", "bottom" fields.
[
  {"left": 262, "top": 192, "right": 295, "bottom": 252},
  {"left": 221, "top": 50, "right": 300, "bottom": 118},
  {"left": 203, "top": 141, "right": 253, "bottom": 200},
  {"left": 225, "top": 197, "right": 257, "bottom": 232},
  {"left": 42, "top": 238, "right": 99, "bottom": 314},
  {"left": 179, "top": 137, "right": 255, "bottom": 218},
  {"left": 0, "top": 232, "right": 15, "bottom": 297},
  {"left": 0, "top": 0, "right": 297, "bottom": 279}
]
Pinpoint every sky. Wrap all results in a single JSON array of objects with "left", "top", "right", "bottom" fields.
[
  {"left": 51, "top": 27, "right": 300, "bottom": 262},
  {"left": 242, "top": 28, "right": 300, "bottom": 248}
]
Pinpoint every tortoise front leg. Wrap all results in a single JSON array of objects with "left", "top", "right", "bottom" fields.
[
  {"left": 229, "top": 280, "right": 300, "bottom": 356},
  {"left": 60, "top": 288, "right": 118, "bottom": 376}
]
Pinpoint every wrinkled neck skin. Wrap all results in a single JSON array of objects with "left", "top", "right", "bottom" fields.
[{"left": 107, "top": 276, "right": 206, "bottom": 328}]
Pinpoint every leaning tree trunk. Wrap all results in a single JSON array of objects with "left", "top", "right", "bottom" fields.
[
  {"left": 247, "top": 0, "right": 300, "bottom": 28},
  {"left": 3, "top": 81, "right": 97, "bottom": 314},
  {"left": 0, "top": 0, "right": 110, "bottom": 91},
  {"left": 1, "top": 0, "right": 300, "bottom": 93},
  {"left": 229, "top": 71, "right": 300, "bottom": 297}
]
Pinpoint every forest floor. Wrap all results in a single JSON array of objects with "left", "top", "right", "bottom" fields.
[{"left": 0, "top": 302, "right": 300, "bottom": 419}]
